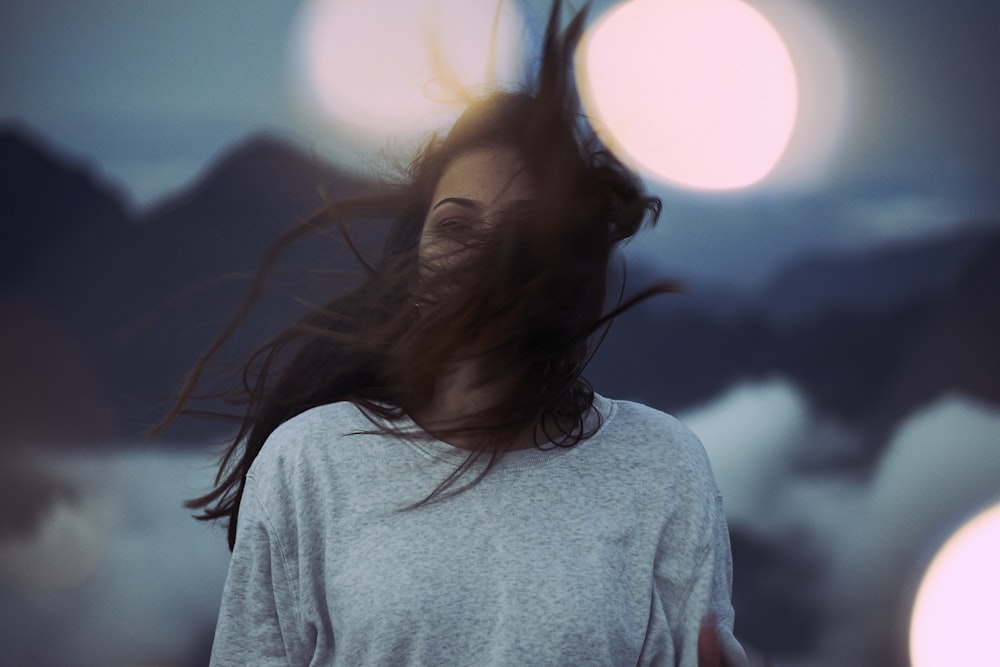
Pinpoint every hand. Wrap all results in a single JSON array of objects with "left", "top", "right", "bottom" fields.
[
  {"left": 698, "top": 614, "right": 725, "bottom": 667},
  {"left": 698, "top": 614, "right": 773, "bottom": 667}
]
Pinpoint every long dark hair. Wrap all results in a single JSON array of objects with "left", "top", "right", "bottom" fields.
[{"left": 158, "top": 2, "right": 676, "bottom": 549}]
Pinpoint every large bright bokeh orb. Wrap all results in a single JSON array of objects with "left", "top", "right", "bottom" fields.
[
  {"left": 910, "top": 501, "right": 1000, "bottom": 667},
  {"left": 291, "top": 0, "right": 524, "bottom": 142},
  {"left": 577, "top": 0, "right": 799, "bottom": 190}
]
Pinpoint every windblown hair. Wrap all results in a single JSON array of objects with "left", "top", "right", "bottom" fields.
[{"left": 160, "top": 2, "right": 676, "bottom": 549}]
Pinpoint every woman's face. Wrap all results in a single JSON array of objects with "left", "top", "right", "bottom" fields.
[{"left": 419, "top": 146, "right": 535, "bottom": 272}]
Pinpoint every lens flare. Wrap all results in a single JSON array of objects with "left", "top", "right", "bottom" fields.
[
  {"left": 910, "top": 501, "right": 1000, "bottom": 667},
  {"left": 576, "top": 0, "right": 799, "bottom": 190}
]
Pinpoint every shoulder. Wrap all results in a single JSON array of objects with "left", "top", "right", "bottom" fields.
[
  {"left": 593, "top": 395, "right": 718, "bottom": 493},
  {"left": 255, "top": 400, "right": 365, "bottom": 456},
  {"left": 246, "top": 401, "right": 374, "bottom": 494},
  {"left": 601, "top": 397, "right": 698, "bottom": 439},
  {"left": 264, "top": 401, "right": 369, "bottom": 446},
  {"left": 597, "top": 396, "right": 709, "bottom": 463}
]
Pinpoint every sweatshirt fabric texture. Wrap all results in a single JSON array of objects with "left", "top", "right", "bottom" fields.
[{"left": 210, "top": 394, "right": 747, "bottom": 666}]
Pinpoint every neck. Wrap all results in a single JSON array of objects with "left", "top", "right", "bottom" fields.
[{"left": 410, "top": 359, "right": 536, "bottom": 451}]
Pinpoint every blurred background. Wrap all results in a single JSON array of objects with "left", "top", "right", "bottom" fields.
[{"left": 2, "top": 1, "right": 998, "bottom": 665}]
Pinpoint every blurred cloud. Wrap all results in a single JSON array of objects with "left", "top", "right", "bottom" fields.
[
  {"left": 0, "top": 456, "right": 114, "bottom": 590},
  {"left": 681, "top": 379, "right": 824, "bottom": 526},
  {"left": 683, "top": 380, "right": 1000, "bottom": 665},
  {"left": 0, "top": 384, "right": 996, "bottom": 665},
  {"left": 840, "top": 194, "right": 975, "bottom": 244},
  {"left": 0, "top": 449, "right": 230, "bottom": 667},
  {"left": 813, "top": 395, "right": 1000, "bottom": 666}
]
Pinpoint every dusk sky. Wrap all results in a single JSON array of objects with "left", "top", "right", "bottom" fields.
[
  {"left": 2, "top": 3, "right": 999, "bottom": 664},
  {"left": 3, "top": 0, "right": 998, "bottom": 287}
]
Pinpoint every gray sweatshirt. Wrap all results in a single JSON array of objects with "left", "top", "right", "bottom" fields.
[{"left": 210, "top": 394, "right": 747, "bottom": 666}]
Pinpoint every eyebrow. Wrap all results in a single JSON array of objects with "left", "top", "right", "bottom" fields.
[
  {"left": 431, "top": 197, "right": 481, "bottom": 212},
  {"left": 430, "top": 196, "right": 536, "bottom": 212}
]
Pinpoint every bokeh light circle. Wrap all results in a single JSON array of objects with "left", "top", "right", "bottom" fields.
[
  {"left": 576, "top": 0, "right": 799, "bottom": 190},
  {"left": 910, "top": 501, "right": 1000, "bottom": 667},
  {"left": 291, "top": 0, "right": 525, "bottom": 143}
]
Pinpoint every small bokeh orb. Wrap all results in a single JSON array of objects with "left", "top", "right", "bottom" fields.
[
  {"left": 910, "top": 501, "right": 1000, "bottom": 667},
  {"left": 576, "top": 0, "right": 798, "bottom": 191},
  {"left": 290, "top": 0, "right": 526, "bottom": 147}
]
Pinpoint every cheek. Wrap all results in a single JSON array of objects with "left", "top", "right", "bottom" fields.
[
  {"left": 417, "top": 228, "right": 455, "bottom": 281},
  {"left": 417, "top": 227, "right": 443, "bottom": 269},
  {"left": 418, "top": 224, "right": 470, "bottom": 272},
  {"left": 418, "top": 240, "right": 459, "bottom": 279},
  {"left": 417, "top": 220, "right": 441, "bottom": 264}
]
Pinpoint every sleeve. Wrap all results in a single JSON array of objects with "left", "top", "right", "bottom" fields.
[
  {"left": 674, "top": 494, "right": 747, "bottom": 666},
  {"left": 209, "top": 475, "right": 312, "bottom": 666},
  {"left": 639, "top": 489, "right": 748, "bottom": 666}
]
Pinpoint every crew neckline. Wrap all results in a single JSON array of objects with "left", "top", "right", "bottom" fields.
[{"left": 398, "top": 393, "right": 616, "bottom": 473}]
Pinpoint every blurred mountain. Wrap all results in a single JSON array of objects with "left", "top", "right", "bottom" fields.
[
  {"left": 0, "top": 123, "right": 132, "bottom": 283},
  {"left": 591, "top": 224, "right": 1000, "bottom": 469},
  {"left": 2, "top": 126, "right": 999, "bottom": 459},
  {"left": 753, "top": 227, "right": 995, "bottom": 328},
  {"left": 112, "top": 135, "right": 385, "bottom": 433},
  {"left": 868, "top": 236, "right": 1000, "bottom": 443},
  {"left": 622, "top": 220, "right": 996, "bottom": 329},
  {"left": 1, "top": 127, "right": 376, "bottom": 443},
  {"left": 1, "top": 123, "right": 135, "bottom": 444}
]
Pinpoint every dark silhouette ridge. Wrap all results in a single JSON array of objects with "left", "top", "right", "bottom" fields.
[
  {"left": 0, "top": 122, "right": 132, "bottom": 282},
  {"left": 588, "top": 228, "right": 1000, "bottom": 470},
  {"left": 869, "top": 236, "right": 1000, "bottom": 443},
  {"left": 753, "top": 224, "right": 997, "bottom": 328},
  {"left": 1, "top": 127, "right": 378, "bottom": 442},
  {"left": 2, "top": 125, "right": 998, "bottom": 455}
]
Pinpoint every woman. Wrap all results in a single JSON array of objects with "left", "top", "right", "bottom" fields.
[{"left": 165, "top": 4, "right": 749, "bottom": 665}]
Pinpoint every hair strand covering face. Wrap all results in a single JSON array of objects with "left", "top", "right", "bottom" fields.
[{"left": 155, "top": 0, "right": 678, "bottom": 550}]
